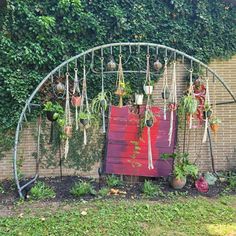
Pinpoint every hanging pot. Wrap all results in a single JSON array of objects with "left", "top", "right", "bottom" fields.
[
  {"left": 171, "top": 176, "right": 186, "bottom": 189},
  {"left": 161, "top": 89, "right": 170, "bottom": 100},
  {"left": 135, "top": 93, "right": 144, "bottom": 105},
  {"left": 146, "top": 119, "right": 153, "bottom": 127},
  {"left": 56, "top": 82, "right": 65, "bottom": 94},
  {"left": 80, "top": 118, "right": 89, "bottom": 126},
  {"left": 143, "top": 85, "right": 153, "bottom": 95},
  {"left": 210, "top": 124, "right": 219, "bottom": 133},
  {"left": 64, "top": 125, "right": 72, "bottom": 138},
  {"left": 46, "top": 111, "right": 58, "bottom": 122},
  {"left": 71, "top": 95, "right": 81, "bottom": 107},
  {"left": 203, "top": 110, "right": 212, "bottom": 119},
  {"left": 100, "top": 99, "right": 107, "bottom": 109},
  {"left": 107, "top": 58, "right": 116, "bottom": 71},
  {"left": 115, "top": 87, "right": 125, "bottom": 96},
  {"left": 154, "top": 59, "right": 163, "bottom": 71}
]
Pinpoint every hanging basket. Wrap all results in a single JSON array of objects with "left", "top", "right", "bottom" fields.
[
  {"left": 210, "top": 123, "right": 219, "bottom": 133},
  {"left": 154, "top": 59, "right": 163, "bottom": 71},
  {"left": 46, "top": 111, "right": 58, "bottom": 122},
  {"left": 80, "top": 118, "right": 89, "bottom": 126},
  {"left": 71, "top": 95, "right": 81, "bottom": 107},
  {"left": 146, "top": 119, "right": 154, "bottom": 127},
  {"left": 143, "top": 85, "right": 153, "bottom": 95},
  {"left": 115, "top": 87, "right": 125, "bottom": 96},
  {"left": 64, "top": 125, "right": 72, "bottom": 138},
  {"left": 203, "top": 110, "right": 212, "bottom": 119},
  {"left": 135, "top": 93, "right": 144, "bottom": 105},
  {"left": 161, "top": 89, "right": 170, "bottom": 100}
]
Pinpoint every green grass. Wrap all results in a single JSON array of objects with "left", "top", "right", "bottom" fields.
[{"left": 0, "top": 196, "right": 235, "bottom": 236}]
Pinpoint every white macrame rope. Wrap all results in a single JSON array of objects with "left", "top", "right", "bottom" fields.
[
  {"left": 189, "top": 69, "right": 193, "bottom": 129},
  {"left": 162, "top": 58, "right": 168, "bottom": 120}
]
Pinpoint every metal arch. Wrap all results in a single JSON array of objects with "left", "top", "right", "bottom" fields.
[{"left": 13, "top": 42, "right": 236, "bottom": 198}]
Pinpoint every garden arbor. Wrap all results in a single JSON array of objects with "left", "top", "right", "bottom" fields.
[{"left": 13, "top": 42, "right": 236, "bottom": 198}]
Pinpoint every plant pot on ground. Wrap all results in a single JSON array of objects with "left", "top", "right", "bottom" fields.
[{"left": 161, "top": 152, "right": 199, "bottom": 189}]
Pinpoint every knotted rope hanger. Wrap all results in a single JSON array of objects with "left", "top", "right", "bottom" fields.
[{"left": 162, "top": 57, "right": 169, "bottom": 120}]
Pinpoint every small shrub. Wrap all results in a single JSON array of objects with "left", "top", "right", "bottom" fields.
[
  {"left": 98, "top": 187, "right": 109, "bottom": 197},
  {"left": 142, "top": 180, "right": 164, "bottom": 198},
  {"left": 30, "top": 181, "right": 56, "bottom": 200},
  {"left": 106, "top": 175, "right": 123, "bottom": 188},
  {"left": 228, "top": 174, "right": 236, "bottom": 190},
  {"left": 70, "top": 181, "right": 96, "bottom": 197}
]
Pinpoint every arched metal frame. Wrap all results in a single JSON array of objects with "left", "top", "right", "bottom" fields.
[{"left": 13, "top": 42, "right": 236, "bottom": 198}]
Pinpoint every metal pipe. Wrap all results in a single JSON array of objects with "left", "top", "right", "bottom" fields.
[{"left": 13, "top": 42, "right": 236, "bottom": 198}]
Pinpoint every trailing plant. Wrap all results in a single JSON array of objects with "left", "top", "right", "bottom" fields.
[
  {"left": 91, "top": 91, "right": 112, "bottom": 114},
  {"left": 70, "top": 181, "right": 96, "bottom": 197},
  {"left": 182, "top": 95, "right": 198, "bottom": 114},
  {"left": 30, "top": 181, "right": 56, "bottom": 200}
]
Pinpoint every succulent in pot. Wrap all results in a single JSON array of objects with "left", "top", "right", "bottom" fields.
[
  {"left": 161, "top": 152, "right": 199, "bottom": 189},
  {"left": 209, "top": 117, "right": 221, "bottom": 134}
]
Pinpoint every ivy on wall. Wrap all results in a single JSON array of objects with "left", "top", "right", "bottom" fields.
[{"left": 0, "top": 0, "right": 235, "bottom": 155}]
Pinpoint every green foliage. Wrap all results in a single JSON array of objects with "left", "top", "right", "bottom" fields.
[
  {"left": 228, "top": 172, "right": 236, "bottom": 190},
  {"left": 0, "top": 0, "right": 235, "bottom": 157},
  {"left": 142, "top": 180, "right": 164, "bottom": 198},
  {"left": 98, "top": 187, "right": 109, "bottom": 197},
  {"left": 209, "top": 117, "right": 221, "bottom": 125},
  {"left": 106, "top": 175, "right": 123, "bottom": 188},
  {"left": 0, "top": 183, "right": 5, "bottom": 194},
  {"left": 70, "top": 181, "right": 96, "bottom": 197},
  {"left": 182, "top": 95, "right": 198, "bottom": 114},
  {"left": 30, "top": 181, "right": 56, "bottom": 200},
  {"left": 161, "top": 152, "right": 198, "bottom": 180}
]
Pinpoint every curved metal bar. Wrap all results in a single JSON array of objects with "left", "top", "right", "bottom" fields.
[{"left": 13, "top": 42, "right": 236, "bottom": 198}]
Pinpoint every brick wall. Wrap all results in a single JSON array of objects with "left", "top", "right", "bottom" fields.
[{"left": 0, "top": 55, "right": 235, "bottom": 180}]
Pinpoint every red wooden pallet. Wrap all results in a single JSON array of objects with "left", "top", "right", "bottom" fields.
[{"left": 105, "top": 105, "right": 176, "bottom": 177}]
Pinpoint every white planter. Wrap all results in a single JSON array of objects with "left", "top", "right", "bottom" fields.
[
  {"left": 135, "top": 93, "right": 144, "bottom": 105},
  {"left": 143, "top": 85, "right": 153, "bottom": 95}
]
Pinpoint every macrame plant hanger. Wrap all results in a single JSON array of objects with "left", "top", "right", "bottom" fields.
[
  {"left": 115, "top": 54, "right": 125, "bottom": 108},
  {"left": 188, "top": 65, "right": 194, "bottom": 129},
  {"left": 168, "top": 54, "right": 177, "bottom": 147},
  {"left": 144, "top": 53, "right": 154, "bottom": 170},
  {"left": 162, "top": 57, "right": 169, "bottom": 120},
  {"left": 202, "top": 72, "right": 210, "bottom": 143},
  {"left": 64, "top": 70, "right": 72, "bottom": 159},
  {"left": 71, "top": 60, "right": 81, "bottom": 131},
  {"left": 79, "top": 62, "right": 90, "bottom": 145},
  {"left": 100, "top": 49, "right": 106, "bottom": 133}
]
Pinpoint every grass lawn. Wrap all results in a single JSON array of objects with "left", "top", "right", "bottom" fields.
[{"left": 0, "top": 196, "right": 236, "bottom": 236}]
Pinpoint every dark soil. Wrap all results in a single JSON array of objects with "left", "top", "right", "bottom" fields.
[{"left": 0, "top": 175, "right": 235, "bottom": 208}]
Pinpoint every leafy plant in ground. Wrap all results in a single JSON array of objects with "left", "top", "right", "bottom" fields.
[
  {"left": 106, "top": 175, "right": 123, "bottom": 188},
  {"left": 70, "top": 181, "right": 96, "bottom": 197},
  {"left": 0, "top": 183, "right": 5, "bottom": 194},
  {"left": 30, "top": 181, "right": 56, "bottom": 200},
  {"left": 227, "top": 172, "right": 236, "bottom": 190},
  {"left": 142, "top": 180, "right": 164, "bottom": 198}
]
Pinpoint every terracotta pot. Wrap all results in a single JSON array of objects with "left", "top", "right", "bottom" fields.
[
  {"left": 46, "top": 111, "right": 58, "bottom": 122},
  {"left": 143, "top": 85, "right": 153, "bottom": 95},
  {"left": 210, "top": 124, "right": 219, "bottom": 133},
  {"left": 171, "top": 176, "right": 186, "bottom": 189},
  {"left": 135, "top": 94, "right": 144, "bottom": 105},
  {"left": 71, "top": 96, "right": 81, "bottom": 107},
  {"left": 64, "top": 126, "right": 72, "bottom": 137}
]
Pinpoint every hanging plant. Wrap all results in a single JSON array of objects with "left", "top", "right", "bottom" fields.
[
  {"left": 161, "top": 87, "right": 170, "bottom": 100},
  {"left": 209, "top": 117, "right": 221, "bottom": 134},
  {"left": 107, "top": 56, "right": 116, "bottom": 71},
  {"left": 203, "top": 103, "right": 213, "bottom": 119},
  {"left": 92, "top": 91, "right": 112, "bottom": 114},
  {"left": 182, "top": 95, "right": 198, "bottom": 114},
  {"left": 143, "top": 80, "right": 154, "bottom": 95},
  {"left": 135, "top": 93, "right": 144, "bottom": 105},
  {"left": 153, "top": 59, "right": 163, "bottom": 71},
  {"left": 43, "top": 101, "right": 64, "bottom": 122},
  {"left": 145, "top": 110, "right": 155, "bottom": 127}
]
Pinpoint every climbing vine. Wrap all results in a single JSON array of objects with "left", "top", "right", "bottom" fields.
[{"left": 0, "top": 0, "right": 235, "bottom": 158}]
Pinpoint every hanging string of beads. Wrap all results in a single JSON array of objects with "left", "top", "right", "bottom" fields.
[{"left": 168, "top": 58, "right": 177, "bottom": 146}]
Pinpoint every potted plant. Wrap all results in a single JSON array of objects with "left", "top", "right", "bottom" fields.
[
  {"left": 161, "top": 87, "right": 170, "bottom": 100},
  {"left": 71, "top": 95, "right": 81, "bottom": 107},
  {"left": 107, "top": 56, "right": 116, "bottom": 71},
  {"left": 145, "top": 110, "right": 155, "bottom": 127},
  {"left": 153, "top": 59, "right": 163, "bottom": 71},
  {"left": 161, "top": 152, "right": 198, "bottom": 189},
  {"left": 79, "top": 111, "right": 91, "bottom": 126},
  {"left": 182, "top": 94, "right": 198, "bottom": 115},
  {"left": 143, "top": 80, "right": 154, "bottom": 95},
  {"left": 203, "top": 103, "right": 213, "bottom": 119},
  {"left": 92, "top": 91, "right": 111, "bottom": 113},
  {"left": 43, "top": 101, "right": 64, "bottom": 122},
  {"left": 209, "top": 117, "right": 221, "bottom": 134},
  {"left": 135, "top": 89, "right": 144, "bottom": 105}
]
